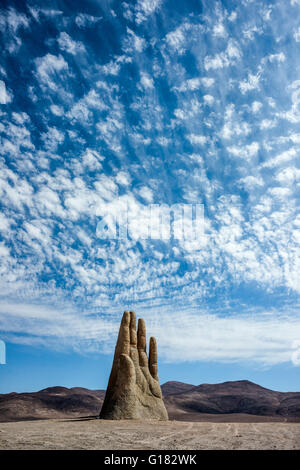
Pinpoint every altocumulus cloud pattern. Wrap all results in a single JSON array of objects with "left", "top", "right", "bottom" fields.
[{"left": 0, "top": 0, "right": 300, "bottom": 366}]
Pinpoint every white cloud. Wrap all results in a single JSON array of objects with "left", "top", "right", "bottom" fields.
[
  {"left": 50, "top": 104, "right": 64, "bottom": 116},
  {"left": 177, "top": 77, "right": 200, "bottom": 91},
  {"left": 212, "top": 22, "right": 227, "bottom": 38},
  {"left": 0, "top": 7, "right": 30, "bottom": 53},
  {"left": 29, "top": 8, "right": 63, "bottom": 20},
  {"left": 152, "top": 311, "right": 300, "bottom": 365},
  {"left": 204, "top": 39, "right": 241, "bottom": 70},
  {"left": 2, "top": 302, "right": 300, "bottom": 366},
  {"left": 201, "top": 77, "right": 215, "bottom": 87},
  {"left": 67, "top": 89, "right": 108, "bottom": 123},
  {"left": 275, "top": 166, "right": 300, "bottom": 184},
  {"left": 204, "top": 53, "right": 223, "bottom": 71},
  {"left": 242, "top": 25, "right": 263, "bottom": 41},
  {"left": 279, "top": 80, "right": 300, "bottom": 123},
  {"left": 294, "top": 27, "right": 300, "bottom": 42},
  {"left": 267, "top": 52, "right": 285, "bottom": 63},
  {"left": 57, "top": 32, "right": 86, "bottom": 55},
  {"left": 100, "top": 55, "right": 132, "bottom": 76},
  {"left": 268, "top": 186, "right": 291, "bottom": 199},
  {"left": 140, "top": 73, "right": 154, "bottom": 89},
  {"left": 260, "top": 119, "right": 277, "bottom": 130},
  {"left": 165, "top": 25, "right": 187, "bottom": 54},
  {"left": 35, "top": 186, "right": 65, "bottom": 218},
  {"left": 35, "top": 54, "right": 69, "bottom": 91},
  {"left": 188, "top": 134, "right": 207, "bottom": 145},
  {"left": 239, "top": 175, "right": 264, "bottom": 190},
  {"left": 227, "top": 39, "right": 242, "bottom": 59},
  {"left": 262, "top": 147, "right": 297, "bottom": 168},
  {"left": 0, "top": 212, "right": 11, "bottom": 232},
  {"left": 0, "top": 7, "right": 29, "bottom": 33},
  {"left": 203, "top": 94, "right": 214, "bottom": 105},
  {"left": 135, "top": 0, "right": 161, "bottom": 24},
  {"left": 287, "top": 133, "right": 300, "bottom": 144},
  {"left": 0, "top": 302, "right": 118, "bottom": 350},
  {"left": 81, "top": 148, "right": 104, "bottom": 171},
  {"left": 220, "top": 104, "right": 251, "bottom": 139},
  {"left": 239, "top": 73, "right": 260, "bottom": 94},
  {"left": 115, "top": 171, "right": 132, "bottom": 186},
  {"left": 75, "top": 13, "right": 102, "bottom": 28},
  {"left": 0, "top": 170, "right": 34, "bottom": 211},
  {"left": 138, "top": 186, "right": 153, "bottom": 203},
  {"left": 175, "top": 77, "right": 215, "bottom": 93},
  {"left": 291, "top": 341, "right": 300, "bottom": 366},
  {"left": 0, "top": 242, "right": 10, "bottom": 258},
  {"left": 251, "top": 101, "right": 263, "bottom": 113},
  {"left": 173, "top": 108, "right": 186, "bottom": 119},
  {"left": 157, "top": 136, "right": 170, "bottom": 146},
  {"left": 24, "top": 221, "right": 51, "bottom": 242},
  {"left": 123, "top": 28, "right": 146, "bottom": 53},
  {"left": 227, "top": 142, "right": 259, "bottom": 160},
  {"left": 12, "top": 112, "right": 29, "bottom": 125},
  {"left": 228, "top": 11, "right": 237, "bottom": 22},
  {"left": 94, "top": 175, "right": 118, "bottom": 202},
  {"left": 129, "top": 131, "right": 151, "bottom": 145},
  {"left": 41, "top": 127, "right": 64, "bottom": 152},
  {"left": 122, "top": 2, "right": 134, "bottom": 22},
  {"left": 101, "top": 60, "right": 121, "bottom": 76},
  {"left": 0, "top": 118, "right": 34, "bottom": 157},
  {"left": 0, "top": 80, "right": 12, "bottom": 104}
]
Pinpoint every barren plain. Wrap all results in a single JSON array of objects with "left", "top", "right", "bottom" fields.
[{"left": 0, "top": 417, "right": 299, "bottom": 450}]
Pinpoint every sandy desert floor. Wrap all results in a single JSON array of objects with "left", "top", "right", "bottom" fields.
[{"left": 0, "top": 418, "right": 300, "bottom": 450}]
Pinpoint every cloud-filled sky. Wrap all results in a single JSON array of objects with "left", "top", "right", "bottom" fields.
[{"left": 0, "top": 0, "right": 300, "bottom": 391}]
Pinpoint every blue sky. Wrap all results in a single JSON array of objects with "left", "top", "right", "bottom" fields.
[{"left": 0, "top": 0, "right": 300, "bottom": 393}]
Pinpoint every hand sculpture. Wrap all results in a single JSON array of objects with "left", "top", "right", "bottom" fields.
[{"left": 100, "top": 311, "right": 168, "bottom": 420}]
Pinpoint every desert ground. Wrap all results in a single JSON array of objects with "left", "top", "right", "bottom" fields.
[{"left": 0, "top": 417, "right": 299, "bottom": 450}]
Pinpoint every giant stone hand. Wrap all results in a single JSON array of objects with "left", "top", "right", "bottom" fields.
[{"left": 100, "top": 311, "right": 168, "bottom": 420}]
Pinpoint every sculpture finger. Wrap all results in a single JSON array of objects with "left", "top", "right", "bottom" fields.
[
  {"left": 114, "top": 310, "right": 130, "bottom": 359},
  {"left": 129, "top": 311, "right": 137, "bottom": 348},
  {"left": 104, "top": 311, "right": 130, "bottom": 395},
  {"left": 149, "top": 336, "right": 159, "bottom": 381},
  {"left": 137, "top": 318, "right": 148, "bottom": 367}
]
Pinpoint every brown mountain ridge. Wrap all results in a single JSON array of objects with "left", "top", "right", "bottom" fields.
[
  {"left": 1, "top": 380, "right": 299, "bottom": 423},
  {"left": 162, "top": 380, "right": 300, "bottom": 422}
]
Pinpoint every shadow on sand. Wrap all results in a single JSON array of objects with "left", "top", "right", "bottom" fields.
[{"left": 60, "top": 415, "right": 100, "bottom": 422}]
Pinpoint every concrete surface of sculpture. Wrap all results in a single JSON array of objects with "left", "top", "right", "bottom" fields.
[{"left": 100, "top": 311, "right": 168, "bottom": 420}]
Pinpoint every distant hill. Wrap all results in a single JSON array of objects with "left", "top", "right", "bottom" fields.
[
  {"left": 1, "top": 380, "right": 300, "bottom": 423},
  {"left": 162, "top": 380, "right": 300, "bottom": 421},
  {"left": 161, "top": 381, "right": 196, "bottom": 396},
  {"left": 0, "top": 386, "right": 105, "bottom": 422}
]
